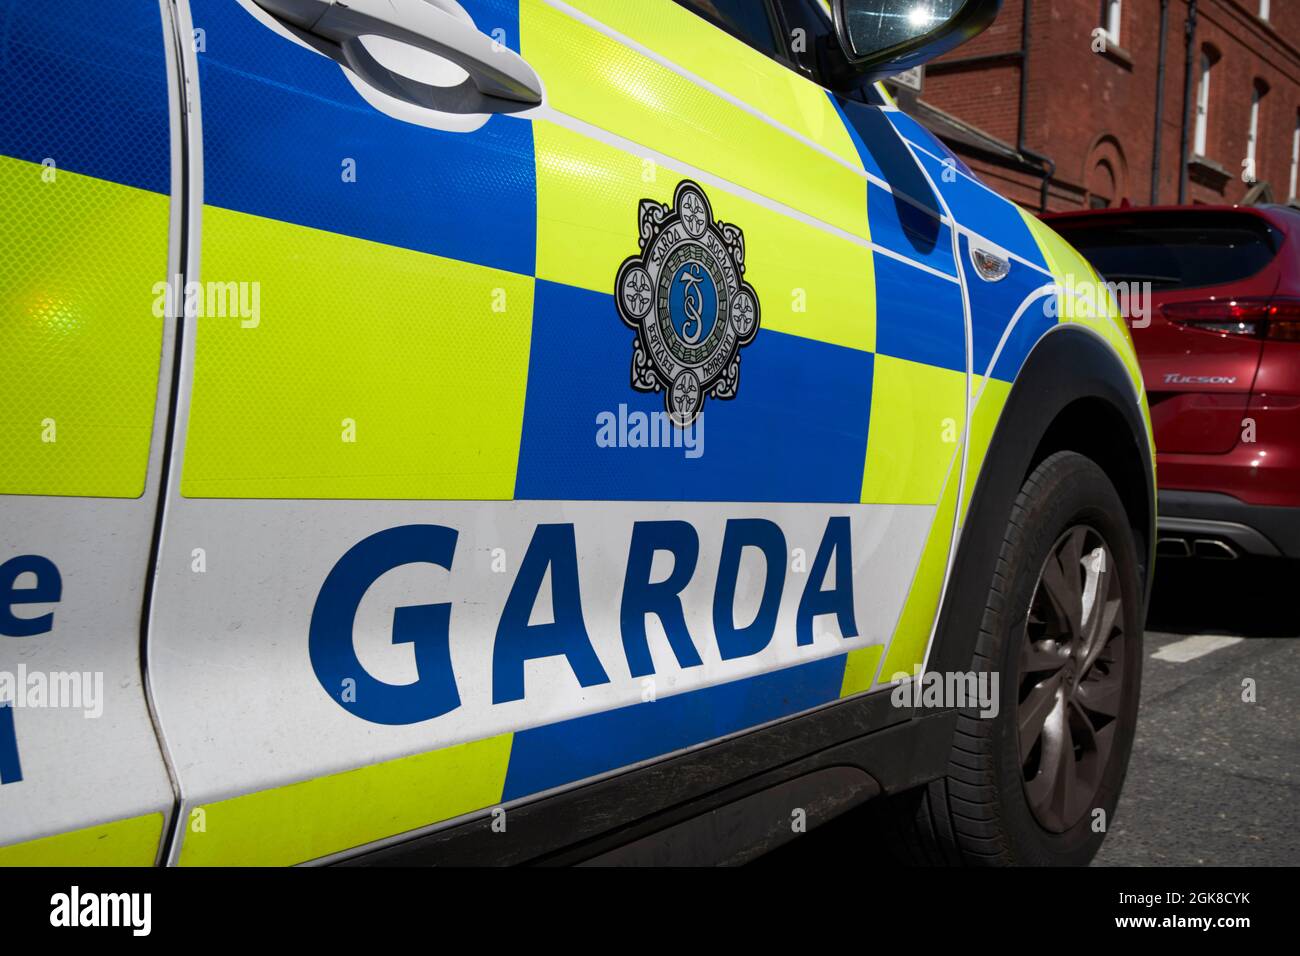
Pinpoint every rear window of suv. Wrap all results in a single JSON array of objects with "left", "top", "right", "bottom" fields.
[{"left": 1048, "top": 211, "right": 1281, "bottom": 291}]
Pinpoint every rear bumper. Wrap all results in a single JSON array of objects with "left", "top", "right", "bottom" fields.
[{"left": 1158, "top": 490, "right": 1300, "bottom": 559}]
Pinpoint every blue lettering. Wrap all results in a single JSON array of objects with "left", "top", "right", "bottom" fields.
[
  {"left": 493, "top": 524, "right": 610, "bottom": 703},
  {"left": 620, "top": 521, "right": 703, "bottom": 677},
  {"left": 0, "top": 702, "right": 20, "bottom": 785},
  {"left": 796, "top": 517, "right": 858, "bottom": 645},
  {"left": 712, "top": 518, "right": 785, "bottom": 660},
  {"left": 311, "top": 515, "right": 861, "bottom": 726},
  {"left": 309, "top": 525, "right": 461, "bottom": 725},
  {"left": 0, "top": 554, "right": 62, "bottom": 637},
  {"left": 0, "top": 553, "right": 62, "bottom": 782}
]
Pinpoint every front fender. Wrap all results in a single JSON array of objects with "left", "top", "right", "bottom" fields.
[{"left": 930, "top": 324, "right": 1157, "bottom": 676}]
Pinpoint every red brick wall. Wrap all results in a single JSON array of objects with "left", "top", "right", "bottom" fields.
[{"left": 914, "top": 0, "right": 1300, "bottom": 211}]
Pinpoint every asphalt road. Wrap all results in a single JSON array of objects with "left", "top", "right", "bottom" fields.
[
  {"left": 1094, "top": 556, "right": 1300, "bottom": 866},
  {"left": 760, "top": 556, "right": 1300, "bottom": 867}
]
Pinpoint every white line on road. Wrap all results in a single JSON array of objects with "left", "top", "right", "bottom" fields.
[{"left": 1151, "top": 634, "right": 1245, "bottom": 663}]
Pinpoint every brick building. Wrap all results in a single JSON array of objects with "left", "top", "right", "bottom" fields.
[{"left": 888, "top": 0, "right": 1300, "bottom": 211}]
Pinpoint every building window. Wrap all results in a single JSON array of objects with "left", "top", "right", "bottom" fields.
[
  {"left": 1100, "top": 0, "right": 1122, "bottom": 46},
  {"left": 1246, "top": 81, "right": 1268, "bottom": 183},
  {"left": 1194, "top": 49, "right": 1216, "bottom": 157},
  {"left": 1289, "top": 112, "right": 1299, "bottom": 200}
]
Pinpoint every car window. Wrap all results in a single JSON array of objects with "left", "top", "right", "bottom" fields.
[
  {"left": 673, "top": 0, "right": 782, "bottom": 56},
  {"left": 775, "top": 0, "right": 882, "bottom": 103},
  {"left": 773, "top": 0, "right": 833, "bottom": 73},
  {"left": 1051, "top": 213, "right": 1281, "bottom": 291}
]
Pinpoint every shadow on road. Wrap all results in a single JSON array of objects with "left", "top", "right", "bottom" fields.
[{"left": 1146, "top": 556, "right": 1300, "bottom": 637}]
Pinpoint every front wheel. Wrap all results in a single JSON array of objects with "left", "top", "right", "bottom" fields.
[{"left": 884, "top": 450, "right": 1144, "bottom": 865}]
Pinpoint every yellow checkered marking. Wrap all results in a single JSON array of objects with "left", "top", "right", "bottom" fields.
[
  {"left": 557, "top": 0, "right": 865, "bottom": 171},
  {"left": 961, "top": 375, "right": 1012, "bottom": 524},
  {"left": 0, "top": 812, "right": 164, "bottom": 866},
  {"left": 1020, "top": 211, "right": 1145, "bottom": 398},
  {"left": 521, "top": 0, "right": 869, "bottom": 240},
  {"left": 177, "top": 733, "right": 512, "bottom": 866},
  {"left": 840, "top": 644, "right": 884, "bottom": 698},
  {"left": 536, "top": 121, "right": 876, "bottom": 352},
  {"left": 875, "top": 451, "right": 962, "bottom": 682},
  {"left": 1021, "top": 210, "right": 1154, "bottom": 463},
  {"left": 861, "top": 355, "right": 965, "bottom": 504},
  {"left": 181, "top": 206, "right": 534, "bottom": 499},
  {"left": 0, "top": 156, "right": 166, "bottom": 497}
]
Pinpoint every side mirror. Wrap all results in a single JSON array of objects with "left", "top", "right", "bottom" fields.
[{"left": 831, "top": 0, "right": 1002, "bottom": 81}]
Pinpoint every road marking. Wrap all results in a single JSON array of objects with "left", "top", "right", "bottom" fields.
[{"left": 1151, "top": 634, "right": 1245, "bottom": 663}]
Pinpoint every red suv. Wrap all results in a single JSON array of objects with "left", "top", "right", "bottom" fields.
[{"left": 1045, "top": 205, "right": 1300, "bottom": 561}]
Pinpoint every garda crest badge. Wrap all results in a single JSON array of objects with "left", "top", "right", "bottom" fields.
[{"left": 615, "top": 180, "right": 760, "bottom": 425}]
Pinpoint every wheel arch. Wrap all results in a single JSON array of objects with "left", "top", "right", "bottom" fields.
[
  {"left": 1028, "top": 393, "right": 1152, "bottom": 581},
  {"left": 931, "top": 325, "right": 1156, "bottom": 674}
]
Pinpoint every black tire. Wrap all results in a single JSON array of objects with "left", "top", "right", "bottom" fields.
[{"left": 877, "top": 450, "right": 1143, "bottom": 866}]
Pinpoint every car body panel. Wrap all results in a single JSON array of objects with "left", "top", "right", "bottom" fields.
[
  {"left": 1046, "top": 204, "right": 1300, "bottom": 518},
  {"left": 0, "top": 0, "right": 1154, "bottom": 864},
  {"left": 0, "top": 0, "right": 180, "bottom": 864}
]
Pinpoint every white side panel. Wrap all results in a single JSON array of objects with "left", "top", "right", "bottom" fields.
[
  {"left": 148, "top": 500, "right": 931, "bottom": 804},
  {"left": 0, "top": 0, "right": 185, "bottom": 854},
  {"left": 0, "top": 502, "right": 175, "bottom": 845}
]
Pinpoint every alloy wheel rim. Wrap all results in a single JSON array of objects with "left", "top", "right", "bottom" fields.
[{"left": 1018, "top": 524, "right": 1127, "bottom": 833}]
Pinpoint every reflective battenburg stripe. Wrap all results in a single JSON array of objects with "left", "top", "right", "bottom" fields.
[
  {"left": 521, "top": 0, "right": 868, "bottom": 240},
  {"left": 873, "top": 253, "right": 966, "bottom": 372},
  {"left": 0, "top": 158, "right": 167, "bottom": 497},
  {"left": 502, "top": 653, "right": 849, "bottom": 799},
  {"left": 860, "top": 355, "right": 965, "bottom": 506},
  {"left": 181, "top": 207, "right": 534, "bottom": 500},
  {"left": 555, "top": 0, "right": 865, "bottom": 172},
  {"left": 0, "top": 0, "right": 170, "bottom": 498},
  {"left": 177, "top": 735, "right": 512, "bottom": 866},
  {"left": 513, "top": 281, "right": 874, "bottom": 502},
  {"left": 534, "top": 120, "right": 877, "bottom": 353},
  {"left": 171, "top": 651, "right": 865, "bottom": 864},
  {"left": 190, "top": 0, "right": 536, "bottom": 277},
  {"left": 0, "top": 0, "right": 170, "bottom": 194},
  {"left": 0, "top": 812, "right": 164, "bottom": 867}
]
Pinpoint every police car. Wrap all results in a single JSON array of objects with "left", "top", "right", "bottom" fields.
[{"left": 0, "top": 0, "right": 1154, "bottom": 866}]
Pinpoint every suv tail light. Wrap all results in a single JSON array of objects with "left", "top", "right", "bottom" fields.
[{"left": 1162, "top": 298, "right": 1300, "bottom": 341}]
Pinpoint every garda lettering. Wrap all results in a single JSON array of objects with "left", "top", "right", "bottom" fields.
[{"left": 309, "top": 518, "right": 857, "bottom": 725}]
